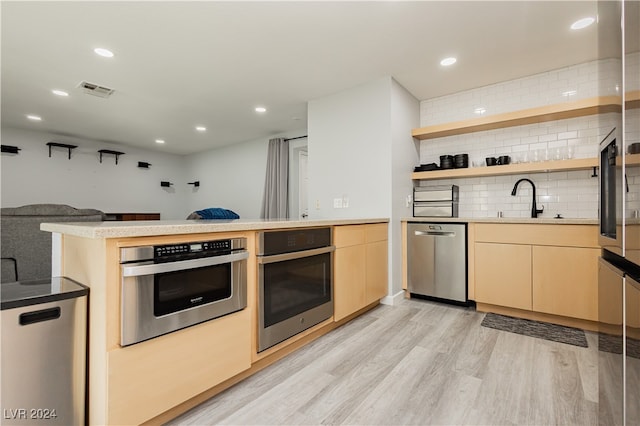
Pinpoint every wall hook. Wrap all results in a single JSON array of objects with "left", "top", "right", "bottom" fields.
[
  {"left": 591, "top": 166, "right": 598, "bottom": 178},
  {"left": 160, "top": 181, "right": 173, "bottom": 187},
  {"left": 138, "top": 161, "right": 151, "bottom": 169},
  {"left": 188, "top": 181, "right": 200, "bottom": 187}
]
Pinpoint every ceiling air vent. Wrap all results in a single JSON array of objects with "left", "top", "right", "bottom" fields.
[{"left": 77, "top": 81, "right": 115, "bottom": 98}]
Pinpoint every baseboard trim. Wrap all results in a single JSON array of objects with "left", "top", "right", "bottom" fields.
[{"left": 380, "top": 290, "right": 404, "bottom": 306}]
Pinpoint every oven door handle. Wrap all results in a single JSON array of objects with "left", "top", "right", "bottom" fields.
[
  {"left": 122, "top": 250, "right": 249, "bottom": 277},
  {"left": 257, "top": 246, "right": 335, "bottom": 264}
]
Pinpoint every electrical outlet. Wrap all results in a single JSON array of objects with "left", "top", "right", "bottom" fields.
[
  {"left": 342, "top": 196, "right": 349, "bottom": 208},
  {"left": 315, "top": 199, "right": 320, "bottom": 209},
  {"left": 405, "top": 194, "right": 412, "bottom": 207},
  {"left": 333, "top": 198, "right": 343, "bottom": 209}
]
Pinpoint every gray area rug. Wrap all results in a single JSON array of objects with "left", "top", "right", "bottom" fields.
[{"left": 481, "top": 313, "right": 588, "bottom": 348}]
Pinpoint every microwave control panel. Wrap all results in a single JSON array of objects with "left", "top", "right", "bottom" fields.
[{"left": 154, "top": 239, "right": 231, "bottom": 258}]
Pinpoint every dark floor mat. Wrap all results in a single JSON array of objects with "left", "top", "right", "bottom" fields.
[{"left": 481, "top": 313, "right": 588, "bottom": 348}]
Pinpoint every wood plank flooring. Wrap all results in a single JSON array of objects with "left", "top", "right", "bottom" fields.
[{"left": 166, "top": 298, "right": 599, "bottom": 425}]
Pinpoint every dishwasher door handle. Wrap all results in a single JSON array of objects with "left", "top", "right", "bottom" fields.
[{"left": 414, "top": 230, "right": 456, "bottom": 237}]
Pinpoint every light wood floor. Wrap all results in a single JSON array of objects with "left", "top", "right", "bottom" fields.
[{"left": 167, "top": 298, "right": 599, "bottom": 425}]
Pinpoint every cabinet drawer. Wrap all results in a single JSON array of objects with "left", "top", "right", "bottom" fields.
[
  {"left": 365, "top": 223, "right": 388, "bottom": 243},
  {"left": 475, "top": 224, "right": 598, "bottom": 248},
  {"left": 334, "top": 225, "right": 365, "bottom": 248}
]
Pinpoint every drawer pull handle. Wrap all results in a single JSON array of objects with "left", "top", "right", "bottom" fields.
[{"left": 19, "top": 307, "right": 61, "bottom": 325}]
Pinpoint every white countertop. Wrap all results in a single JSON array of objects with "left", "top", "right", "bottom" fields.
[
  {"left": 40, "top": 218, "right": 389, "bottom": 239},
  {"left": 402, "top": 217, "right": 598, "bottom": 225}
]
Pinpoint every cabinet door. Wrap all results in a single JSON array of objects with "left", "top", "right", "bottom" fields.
[
  {"left": 334, "top": 245, "right": 366, "bottom": 321},
  {"left": 532, "top": 246, "right": 599, "bottom": 321},
  {"left": 365, "top": 240, "right": 388, "bottom": 304},
  {"left": 475, "top": 242, "right": 532, "bottom": 310}
]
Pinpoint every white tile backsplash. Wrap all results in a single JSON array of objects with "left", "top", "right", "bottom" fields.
[{"left": 416, "top": 57, "right": 635, "bottom": 220}]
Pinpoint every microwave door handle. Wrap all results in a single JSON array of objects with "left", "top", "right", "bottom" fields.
[
  {"left": 414, "top": 230, "right": 456, "bottom": 237},
  {"left": 122, "top": 250, "right": 249, "bottom": 277},
  {"left": 258, "top": 245, "right": 336, "bottom": 264}
]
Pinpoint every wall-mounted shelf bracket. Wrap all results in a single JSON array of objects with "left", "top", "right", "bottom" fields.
[
  {"left": 46, "top": 142, "right": 77, "bottom": 159},
  {"left": 160, "top": 181, "right": 173, "bottom": 187},
  {"left": 98, "top": 149, "right": 125, "bottom": 164},
  {"left": 1, "top": 145, "right": 21, "bottom": 154},
  {"left": 188, "top": 181, "right": 200, "bottom": 187}
]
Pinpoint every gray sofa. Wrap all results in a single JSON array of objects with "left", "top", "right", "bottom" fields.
[{"left": 1, "top": 204, "right": 105, "bottom": 282}]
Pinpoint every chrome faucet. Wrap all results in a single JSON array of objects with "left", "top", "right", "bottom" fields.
[{"left": 511, "top": 178, "right": 544, "bottom": 218}]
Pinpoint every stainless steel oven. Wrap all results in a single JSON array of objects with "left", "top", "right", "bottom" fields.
[
  {"left": 599, "top": 127, "right": 624, "bottom": 256},
  {"left": 120, "top": 238, "right": 248, "bottom": 346},
  {"left": 257, "top": 227, "right": 334, "bottom": 352}
]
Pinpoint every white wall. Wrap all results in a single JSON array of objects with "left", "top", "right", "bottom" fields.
[
  {"left": 308, "top": 76, "right": 420, "bottom": 302},
  {"left": 0, "top": 127, "right": 189, "bottom": 219},
  {"left": 308, "top": 77, "right": 392, "bottom": 219},
  {"left": 390, "top": 79, "right": 420, "bottom": 297},
  {"left": 183, "top": 129, "right": 306, "bottom": 219},
  {"left": 418, "top": 59, "right": 626, "bottom": 219}
]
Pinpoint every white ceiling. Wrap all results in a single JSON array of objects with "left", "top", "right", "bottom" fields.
[{"left": 1, "top": 1, "right": 612, "bottom": 155}]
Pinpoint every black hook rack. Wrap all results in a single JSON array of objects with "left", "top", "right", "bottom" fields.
[
  {"left": 47, "top": 142, "right": 77, "bottom": 159},
  {"left": 138, "top": 161, "right": 152, "bottom": 169},
  {"left": 98, "top": 149, "right": 125, "bottom": 164},
  {"left": 188, "top": 181, "right": 200, "bottom": 187},
  {"left": 1, "top": 145, "right": 21, "bottom": 154},
  {"left": 160, "top": 181, "right": 173, "bottom": 187}
]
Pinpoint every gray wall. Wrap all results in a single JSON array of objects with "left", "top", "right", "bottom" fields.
[{"left": 1, "top": 127, "right": 190, "bottom": 219}]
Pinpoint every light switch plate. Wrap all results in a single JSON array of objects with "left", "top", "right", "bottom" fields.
[{"left": 333, "top": 198, "right": 343, "bottom": 208}]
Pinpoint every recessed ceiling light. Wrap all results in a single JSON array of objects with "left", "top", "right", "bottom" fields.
[
  {"left": 155, "top": 139, "right": 165, "bottom": 144},
  {"left": 26, "top": 114, "right": 42, "bottom": 121},
  {"left": 94, "top": 47, "right": 114, "bottom": 58},
  {"left": 195, "top": 126, "right": 206, "bottom": 132},
  {"left": 474, "top": 107, "right": 487, "bottom": 115},
  {"left": 255, "top": 107, "right": 267, "bottom": 113},
  {"left": 440, "top": 57, "right": 457, "bottom": 67},
  {"left": 52, "top": 89, "right": 69, "bottom": 97},
  {"left": 571, "top": 17, "right": 595, "bottom": 30}
]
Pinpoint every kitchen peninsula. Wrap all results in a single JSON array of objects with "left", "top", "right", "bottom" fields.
[{"left": 41, "top": 218, "right": 389, "bottom": 426}]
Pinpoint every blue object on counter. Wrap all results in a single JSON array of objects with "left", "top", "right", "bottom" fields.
[{"left": 195, "top": 208, "right": 240, "bottom": 220}]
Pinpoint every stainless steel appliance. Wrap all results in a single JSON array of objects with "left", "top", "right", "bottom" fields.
[
  {"left": 257, "top": 227, "right": 334, "bottom": 352},
  {"left": 413, "top": 185, "right": 459, "bottom": 217},
  {"left": 120, "top": 238, "right": 248, "bottom": 346},
  {"left": 407, "top": 222, "right": 467, "bottom": 304},
  {"left": 599, "top": 127, "right": 623, "bottom": 255},
  {"left": 597, "top": 1, "right": 640, "bottom": 424},
  {"left": 1, "top": 277, "right": 88, "bottom": 426}
]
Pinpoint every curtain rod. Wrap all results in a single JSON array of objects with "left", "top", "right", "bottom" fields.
[{"left": 284, "top": 135, "right": 308, "bottom": 142}]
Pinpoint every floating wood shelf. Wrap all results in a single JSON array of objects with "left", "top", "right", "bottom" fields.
[
  {"left": 412, "top": 157, "right": 599, "bottom": 181},
  {"left": 46, "top": 142, "right": 77, "bottom": 159},
  {"left": 627, "top": 90, "right": 640, "bottom": 110},
  {"left": 412, "top": 96, "right": 624, "bottom": 141}
]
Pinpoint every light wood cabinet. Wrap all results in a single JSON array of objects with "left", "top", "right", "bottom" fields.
[
  {"left": 107, "top": 309, "right": 251, "bottom": 425},
  {"left": 532, "top": 246, "right": 599, "bottom": 321},
  {"left": 473, "top": 224, "right": 599, "bottom": 324},
  {"left": 334, "top": 244, "right": 366, "bottom": 321},
  {"left": 334, "top": 223, "right": 388, "bottom": 321},
  {"left": 474, "top": 242, "right": 532, "bottom": 310}
]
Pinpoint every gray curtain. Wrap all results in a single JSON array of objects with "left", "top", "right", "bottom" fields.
[{"left": 261, "top": 138, "right": 289, "bottom": 219}]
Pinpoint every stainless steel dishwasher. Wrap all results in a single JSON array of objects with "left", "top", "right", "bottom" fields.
[{"left": 407, "top": 222, "right": 467, "bottom": 304}]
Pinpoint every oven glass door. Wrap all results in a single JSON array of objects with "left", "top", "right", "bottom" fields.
[
  {"left": 154, "top": 263, "right": 231, "bottom": 316},
  {"left": 262, "top": 253, "right": 332, "bottom": 328},
  {"left": 600, "top": 128, "right": 624, "bottom": 255}
]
